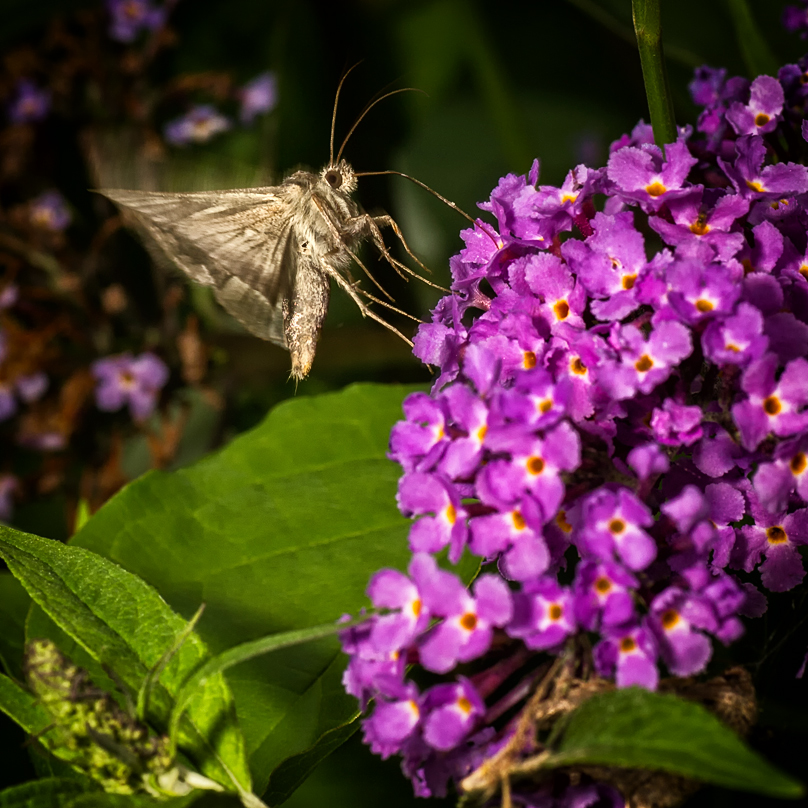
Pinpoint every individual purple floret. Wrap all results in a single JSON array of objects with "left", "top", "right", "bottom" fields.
[
  {"left": 164, "top": 105, "right": 231, "bottom": 146},
  {"left": 731, "top": 354, "right": 808, "bottom": 449},
  {"left": 7, "top": 80, "right": 50, "bottom": 124},
  {"left": 107, "top": 0, "right": 166, "bottom": 43},
  {"left": 734, "top": 495, "right": 808, "bottom": 592},
  {"left": 418, "top": 571, "right": 512, "bottom": 673},
  {"left": 508, "top": 578, "right": 576, "bottom": 650},
  {"left": 726, "top": 75, "right": 784, "bottom": 136},
  {"left": 398, "top": 473, "right": 468, "bottom": 561},
  {"left": 29, "top": 191, "right": 71, "bottom": 232},
  {"left": 575, "top": 486, "right": 657, "bottom": 571},
  {"left": 606, "top": 140, "right": 697, "bottom": 213},
  {"left": 594, "top": 623, "right": 659, "bottom": 689},
  {"left": 238, "top": 72, "right": 278, "bottom": 124},
  {"left": 91, "top": 352, "right": 168, "bottom": 421},
  {"left": 422, "top": 678, "right": 485, "bottom": 751}
]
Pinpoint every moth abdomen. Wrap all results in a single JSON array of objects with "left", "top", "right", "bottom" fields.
[{"left": 283, "top": 255, "right": 331, "bottom": 380}]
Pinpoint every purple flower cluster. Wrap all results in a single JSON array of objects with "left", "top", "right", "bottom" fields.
[
  {"left": 238, "top": 72, "right": 278, "bottom": 124},
  {"left": 163, "top": 71, "right": 277, "bottom": 146},
  {"left": 91, "top": 352, "right": 168, "bottom": 420},
  {"left": 29, "top": 191, "right": 71, "bottom": 232},
  {"left": 164, "top": 105, "right": 231, "bottom": 146},
  {"left": 342, "top": 53, "right": 808, "bottom": 801},
  {"left": 7, "top": 79, "right": 50, "bottom": 124},
  {"left": 106, "top": 0, "right": 166, "bottom": 43}
]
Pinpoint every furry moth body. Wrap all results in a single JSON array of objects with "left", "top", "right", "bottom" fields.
[{"left": 102, "top": 159, "right": 411, "bottom": 379}]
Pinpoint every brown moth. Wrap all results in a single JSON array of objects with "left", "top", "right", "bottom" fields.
[{"left": 100, "top": 76, "right": 425, "bottom": 380}]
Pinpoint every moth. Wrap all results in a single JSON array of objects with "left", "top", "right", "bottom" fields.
[{"left": 100, "top": 75, "right": 433, "bottom": 380}]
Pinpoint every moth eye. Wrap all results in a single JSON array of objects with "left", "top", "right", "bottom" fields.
[{"left": 325, "top": 170, "right": 342, "bottom": 189}]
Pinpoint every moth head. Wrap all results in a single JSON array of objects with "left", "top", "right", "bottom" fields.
[{"left": 321, "top": 160, "right": 357, "bottom": 194}]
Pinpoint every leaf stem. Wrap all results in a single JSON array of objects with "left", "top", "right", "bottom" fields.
[{"left": 632, "top": 0, "right": 677, "bottom": 149}]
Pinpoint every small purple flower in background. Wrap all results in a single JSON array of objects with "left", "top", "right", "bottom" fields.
[
  {"left": 0, "top": 383, "right": 16, "bottom": 422},
  {"left": 107, "top": 0, "right": 166, "bottom": 43},
  {"left": 0, "top": 475, "right": 17, "bottom": 522},
  {"left": 7, "top": 79, "right": 50, "bottom": 124},
  {"left": 91, "top": 352, "right": 168, "bottom": 420},
  {"left": 0, "top": 286, "right": 19, "bottom": 309},
  {"left": 238, "top": 72, "right": 278, "bottom": 124},
  {"left": 164, "top": 105, "right": 231, "bottom": 146},
  {"left": 783, "top": 2, "right": 808, "bottom": 37},
  {"left": 29, "top": 191, "right": 71, "bottom": 232}
]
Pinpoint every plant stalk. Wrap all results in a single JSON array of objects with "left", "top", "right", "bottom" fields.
[{"left": 632, "top": 0, "right": 677, "bottom": 150}]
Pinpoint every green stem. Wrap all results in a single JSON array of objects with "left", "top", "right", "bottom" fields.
[{"left": 632, "top": 0, "right": 677, "bottom": 150}]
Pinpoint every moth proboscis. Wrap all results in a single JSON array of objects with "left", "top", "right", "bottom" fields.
[{"left": 99, "top": 71, "right": 451, "bottom": 380}]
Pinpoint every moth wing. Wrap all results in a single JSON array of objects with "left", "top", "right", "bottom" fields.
[{"left": 100, "top": 187, "right": 299, "bottom": 347}]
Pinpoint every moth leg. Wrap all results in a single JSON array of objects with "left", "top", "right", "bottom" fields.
[
  {"left": 320, "top": 260, "right": 414, "bottom": 348},
  {"left": 310, "top": 195, "right": 395, "bottom": 301},
  {"left": 346, "top": 213, "right": 448, "bottom": 292}
]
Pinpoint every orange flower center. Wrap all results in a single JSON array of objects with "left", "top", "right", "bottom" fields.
[
  {"left": 609, "top": 518, "right": 626, "bottom": 535},
  {"left": 790, "top": 452, "right": 807, "bottom": 475},
  {"left": 695, "top": 298, "right": 714, "bottom": 312},
  {"left": 523, "top": 351, "right": 537, "bottom": 369},
  {"left": 763, "top": 396, "right": 782, "bottom": 416},
  {"left": 755, "top": 112, "right": 770, "bottom": 127},
  {"left": 527, "top": 456, "right": 545, "bottom": 475},
  {"left": 766, "top": 526, "right": 787, "bottom": 544},
  {"left": 635, "top": 354, "right": 653, "bottom": 373},
  {"left": 620, "top": 636, "right": 637, "bottom": 653},
  {"left": 622, "top": 274, "right": 637, "bottom": 290},
  {"left": 512, "top": 511, "right": 526, "bottom": 530},
  {"left": 661, "top": 609, "right": 679, "bottom": 630},
  {"left": 460, "top": 612, "right": 478, "bottom": 630},
  {"left": 645, "top": 181, "right": 667, "bottom": 197},
  {"left": 554, "top": 300, "right": 570, "bottom": 320},
  {"left": 548, "top": 604, "right": 563, "bottom": 621},
  {"left": 595, "top": 576, "right": 612, "bottom": 594}
]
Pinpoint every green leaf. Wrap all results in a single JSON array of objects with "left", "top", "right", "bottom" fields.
[
  {"left": 71, "top": 383, "right": 419, "bottom": 800},
  {"left": 0, "top": 670, "right": 52, "bottom": 735},
  {"left": 0, "top": 572, "right": 31, "bottom": 679},
  {"left": 0, "top": 778, "right": 94, "bottom": 808},
  {"left": 169, "top": 618, "right": 366, "bottom": 744},
  {"left": 544, "top": 687, "right": 804, "bottom": 798},
  {"left": 0, "top": 527, "right": 250, "bottom": 794}
]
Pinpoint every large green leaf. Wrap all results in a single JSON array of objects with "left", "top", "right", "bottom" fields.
[
  {"left": 544, "top": 687, "right": 803, "bottom": 798},
  {"left": 0, "top": 778, "right": 94, "bottom": 808},
  {"left": 0, "top": 527, "right": 250, "bottom": 795},
  {"left": 71, "top": 383, "right": 419, "bottom": 800}
]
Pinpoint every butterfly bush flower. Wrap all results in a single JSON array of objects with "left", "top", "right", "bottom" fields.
[
  {"left": 341, "top": 29, "right": 808, "bottom": 803},
  {"left": 91, "top": 352, "right": 168, "bottom": 420},
  {"left": 29, "top": 191, "right": 71, "bottom": 232},
  {"left": 164, "top": 105, "right": 231, "bottom": 146},
  {"left": 238, "top": 72, "right": 278, "bottom": 124},
  {"left": 7, "top": 79, "right": 50, "bottom": 124},
  {"left": 107, "top": 0, "right": 165, "bottom": 42}
]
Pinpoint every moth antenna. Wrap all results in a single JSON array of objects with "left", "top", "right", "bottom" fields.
[
  {"left": 335, "top": 88, "right": 426, "bottom": 164},
  {"left": 355, "top": 170, "right": 501, "bottom": 248},
  {"left": 355, "top": 286, "right": 424, "bottom": 324},
  {"left": 330, "top": 61, "right": 363, "bottom": 167}
]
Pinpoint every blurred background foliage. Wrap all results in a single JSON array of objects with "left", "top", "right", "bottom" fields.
[{"left": 0, "top": 0, "right": 806, "bottom": 805}]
